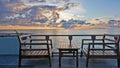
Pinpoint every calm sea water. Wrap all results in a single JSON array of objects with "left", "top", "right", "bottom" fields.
[{"left": 0, "top": 28, "right": 120, "bottom": 55}]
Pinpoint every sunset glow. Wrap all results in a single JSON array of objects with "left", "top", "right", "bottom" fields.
[{"left": 0, "top": 0, "right": 120, "bottom": 29}]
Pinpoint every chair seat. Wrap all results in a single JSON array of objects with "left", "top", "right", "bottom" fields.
[
  {"left": 83, "top": 48, "right": 117, "bottom": 56},
  {"left": 22, "top": 50, "right": 49, "bottom": 56}
]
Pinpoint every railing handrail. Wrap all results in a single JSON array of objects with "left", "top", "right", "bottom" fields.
[
  {"left": 31, "top": 34, "right": 103, "bottom": 36},
  {"left": 0, "top": 33, "right": 104, "bottom": 37},
  {"left": 0, "top": 33, "right": 119, "bottom": 38}
]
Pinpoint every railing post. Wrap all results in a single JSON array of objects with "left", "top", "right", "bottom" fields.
[
  {"left": 29, "top": 35, "right": 32, "bottom": 49},
  {"left": 46, "top": 35, "right": 49, "bottom": 40},
  {"left": 46, "top": 35, "right": 49, "bottom": 46},
  {"left": 91, "top": 35, "right": 96, "bottom": 40},
  {"left": 91, "top": 35, "right": 96, "bottom": 48},
  {"left": 68, "top": 35, "right": 72, "bottom": 47}
]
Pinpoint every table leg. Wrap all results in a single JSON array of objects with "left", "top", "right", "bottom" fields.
[
  {"left": 59, "top": 50, "right": 61, "bottom": 67},
  {"left": 76, "top": 50, "right": 78, "bottom": 67}
]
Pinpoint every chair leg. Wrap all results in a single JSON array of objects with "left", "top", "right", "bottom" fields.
[
  {"left": 117, "top": 58, "right": 120, "bottom": 67},
  {"left": 48, "top": 57, "right": 51, "bottom": 67},
  {"left": 86, "top": 57, "right": 89, "bottom": 67},
  {"left": 59, "top": 51, "right": 61, "bottom": 67},
  {"left": 18, "top": 58, "right": 21, "bottom": 68}
]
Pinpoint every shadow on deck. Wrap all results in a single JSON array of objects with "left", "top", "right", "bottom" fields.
[{"left": 0, "top": 55, "right": 118, "bottom": 68}]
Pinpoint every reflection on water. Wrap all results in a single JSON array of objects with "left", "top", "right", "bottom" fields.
[
  {"left": 0, "top": 28, "right": 120, "bottom": 54},
  {"left": 1, "top": 28, "right": 118, "bottom": 35},
  {"left": 26, "top": 29, "right": 120, "bottom": 34},
  {"left": 1, "top": 28, "right": 120, "bottom": 35}
]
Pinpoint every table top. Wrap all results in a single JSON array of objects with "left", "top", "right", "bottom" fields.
[{"left": 57, "top": 43, "right": 79, "bottom": 49}]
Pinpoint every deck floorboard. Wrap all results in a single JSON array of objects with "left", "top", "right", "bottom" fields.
[{"left": 0, "top": 55, "right": 117, "bottom": 68}]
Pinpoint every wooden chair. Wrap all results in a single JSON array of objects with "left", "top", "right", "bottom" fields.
[
  {"left": 29, "top": 35, "right": 53, "bottom": 57},
  {"left": 80, "top": 34, "right": 120, "bottom": 67},
  {"left": 80, "top": 35, "right": 103, "bottom": 57},
  {"left": 17, "top": 34, "right": 52, "bottom": 67}
]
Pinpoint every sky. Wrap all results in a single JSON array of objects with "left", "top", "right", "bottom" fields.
[
  {"left": 80, "top": 0, "right": 120, "bottom": 20},
  {"left": 23, "top": 0, "right": 120, "bottom": 20}
]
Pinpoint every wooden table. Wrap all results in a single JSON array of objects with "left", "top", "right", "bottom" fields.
[{"left": 57, "top": 43, "right": 79, "bottom": 67}]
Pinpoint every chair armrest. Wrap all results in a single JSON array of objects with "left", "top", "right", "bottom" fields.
[
  {"left": 21, "top": 49, "right": 48, "bottom": 51},
  {"left": 82, "top": 39, "right": 103, "bottom": 45},
  {"left": 31, "top": 39, "right": 50, "bottom": 41},
  {"left": 81, "top": 39, "right": 104, "bottom": 49},
  {"left": 87, "top": 42, "right": 118, "bottom": 51},
  {"left": 82, "top": 39, "right": 103, "bottom": 41},
  {"left": 89, "top": 42, "right": 117, "bottom": 45},
  {"left": 90, "top": 48, "right": 117, "bottom": 51},
  {"left": 21, "top": 42, "right": 48, "bottom": 45},
  {"left": 30, "top": 39, "right": 53, "bottom": 48}
]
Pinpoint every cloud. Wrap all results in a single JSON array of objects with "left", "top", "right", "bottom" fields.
[
  {"left": 58, "top": 2, "right": 86, "bottom": 20},
  {"left": 22, "top": 0, "right": 80, "bottom": 7},
  {"left": 22, "top": 0, "right": 86, "bottom": 14},
  {"left": 64, "top": 4, "right": 85, "bottom": 14},
  {"left": 22, "top": 0, "right": 68, "bottom": 6},
  {"left": 22, "top": 0, "right": 86, "bottom": 20},
  {"left": 86, "top": 16, "right": 109, "bottom": 24},
  {"left": 58, "top": 12, "right": 85, "bottom": 21}
]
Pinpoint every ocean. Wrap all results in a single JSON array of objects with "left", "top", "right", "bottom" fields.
[{"left": 0, "top": 28, "right": 120, "bottom": 55}]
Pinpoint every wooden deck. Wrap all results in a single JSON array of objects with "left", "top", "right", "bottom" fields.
[
  {"left": 0, "top": 55, "right": 118, "bottom": 68},
  {"left": 0, "top": 34, "right": 119, "bottom": 68}
]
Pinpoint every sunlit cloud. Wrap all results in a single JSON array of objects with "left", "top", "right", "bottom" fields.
[
  {"left": 58, "top": 12, "right": 85, "bottom": 21},
  {"left": 58, "top": 12, "right": 74, "bottom": 20},
  {"left": 58, "top": 2, "right": 86, "bottom": 20}
]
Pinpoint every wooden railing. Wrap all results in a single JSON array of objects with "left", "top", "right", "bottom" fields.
[
  {"left": 0, "top": 33, "right": 118, "bottom": 45},
  {"left": 0, "top": 33, "right": 120, "bottom": 53},
  {"left": 31, "top": 34, "right": 104, "bottom": 45}
]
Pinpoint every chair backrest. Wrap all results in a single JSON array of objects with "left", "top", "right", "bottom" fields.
[
  {"left": 103, "top": 34, "right": 119, "bottom": 44},
  {"left": 17, "top": 34, "right": 31, "bottom": 54},
  {"left": 18, "top": 34, "right": 31, "bottom": 42},
  {"left": 17, "top": 34, "right": 51, "bottom": 49},
  {"left": 103, "top": 34, "right": 120, "bottom": 53}
]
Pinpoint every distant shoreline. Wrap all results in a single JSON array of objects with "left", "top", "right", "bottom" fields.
[{"left": 0, "top": 25, "right": 119, "bottom": 30}]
